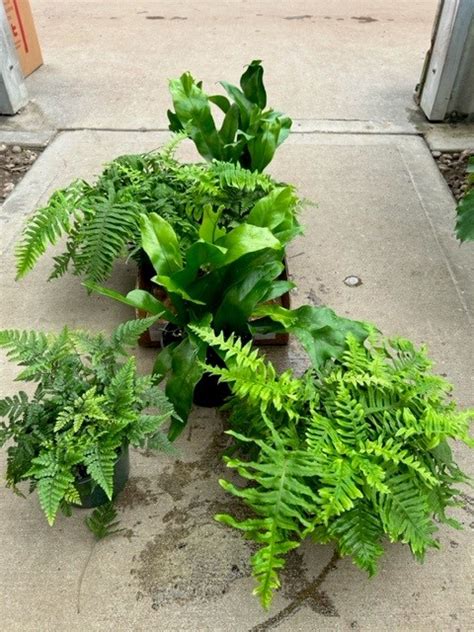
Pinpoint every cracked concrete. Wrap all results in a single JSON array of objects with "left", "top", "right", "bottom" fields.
[{"left": 1, "top": 1, "right": 474, "bottom": 631}]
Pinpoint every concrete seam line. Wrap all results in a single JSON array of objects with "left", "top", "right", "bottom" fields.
[{"left": 396, "top": 140, "right": 473, "bottom": 326}]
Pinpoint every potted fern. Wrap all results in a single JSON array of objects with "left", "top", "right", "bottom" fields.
[
  {"left": 192, "top": 326, "right": 474, "bottom": 609},
  {"left": 0, "top": 318, "right": 174, "bottom": 525}
]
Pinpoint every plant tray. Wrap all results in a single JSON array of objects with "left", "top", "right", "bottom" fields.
[{"left": 136, "top": 259, "right": 291, "bottom": 348}]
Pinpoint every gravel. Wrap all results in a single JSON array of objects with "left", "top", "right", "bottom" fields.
[
  {"left": 0, "top": 144, "right": 42, "bottom": 202},
  {"left": 432, "top": 148, "right": 473, "bottom": 201}
]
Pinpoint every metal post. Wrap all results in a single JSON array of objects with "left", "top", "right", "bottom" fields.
[
  {"left": 0, "top": 0, "right": 28, "bottom": 115},
  {"left": 420, "top": 0, "right": 474, "bottom": 121}
]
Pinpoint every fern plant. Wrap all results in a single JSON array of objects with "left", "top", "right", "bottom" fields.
[
  {"left": 192, "top": 326, "right": 473, "bottom": 609},
  {"left": 15, "top": 136, "right": 292, "bottom": 284},
  {"left": 0, "top": 318, "right": 174, "bottom": 526}
]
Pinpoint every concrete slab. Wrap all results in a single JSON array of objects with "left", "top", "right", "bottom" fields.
[
  {"left": 1, "top": 130, "right": 473, "bottom": 631},
  {"left": 0, "top": 0, "right": 437, "bottom": 132},
  {"left": 425, "top": 123, "right": 474, "bottom": 151}
]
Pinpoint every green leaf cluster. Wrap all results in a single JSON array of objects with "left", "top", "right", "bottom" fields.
[
  {"left": 87, "top": 182, "right": 302, "bottom": 437},
  {"left": 0, "top": 319, "right": 174, "bottom": 525},
  {"left": 455, "top": 156, "right": 474, "bottom": 243},
  {"left": 168, "top": 60, "right": 292, "bottom": 172},
  {"left": 192, "top": 327, "right": 473, "bottom": 609},
  {"left": 15, "top": 138, "right": 290, "bottom": 283}
]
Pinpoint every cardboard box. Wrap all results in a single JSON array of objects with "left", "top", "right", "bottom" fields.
[{"left": 2, "top": 0, "right": 42, "bottom": 77}]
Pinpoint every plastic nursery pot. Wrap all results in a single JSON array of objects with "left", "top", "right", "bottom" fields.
[
  {"left": 74, "top": 445, "right": 130, "bottom": 509},
  {"left": 192, "top": 344, "right": 232, "bottom": 408},
  {"left": 162, "top": 324, "right": 231, "bottom": 408}
]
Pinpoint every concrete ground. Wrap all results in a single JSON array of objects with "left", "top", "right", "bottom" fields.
[{"left": 1, "top": 2, "right": 474, "bottom": 631}]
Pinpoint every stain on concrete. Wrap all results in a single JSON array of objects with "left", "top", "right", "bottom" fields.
[
  {"left": 283, "top": 15, "right": 312, "bottom": 20},
  {"left": 132, "top": 498, "right": 254, "bottom": 608},
  {"left": 282, "top": 549, "right": 338, "bottom": 616},
  {"left": 156, "top": 429, "right": 230, "bottom": 500},
  {"left": 171, "top": 16, "right": 187, "bottom": 20},
  {"left": 351, "top": 16, "right": 378, "bottom": 24},
  {"left": 116, "top": 476, "right": 162, "bottom": 510},
  {"left": 306, "top": 288, "right": 322, "bottom": 306},
  {"left": 459, "top": 493, "right": 474, "bottom": 516},
  {"left": 249, "top": 550, "right": 339, "bottom": 630}
]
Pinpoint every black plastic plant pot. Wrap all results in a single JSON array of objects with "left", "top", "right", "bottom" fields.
[
  {"left": 75, "top": 445, "right": 130, "bottom": 509},
  {"left": 162, "top": 323, "right": 231, "bottom": 408}
]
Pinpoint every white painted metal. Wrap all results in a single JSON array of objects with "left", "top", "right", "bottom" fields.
[
  {"left": 420, "top": 0, "right": 474, "bottom": 121},
  {"left": 0, "top": 0, "right": 28, "bottom": 115}
]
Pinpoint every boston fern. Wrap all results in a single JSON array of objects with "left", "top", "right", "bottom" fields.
[
  {"left": 192, "top": 326, "right": 473, "bottom": 609},
  {"left": 0, "top": 318, "right": 174, "bottom": 526},
  {"left": 15, "top": 137, "right": 283, "bottom": 284}
]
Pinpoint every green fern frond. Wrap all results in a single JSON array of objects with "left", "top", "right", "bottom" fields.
[
  {"left": 32, "top": 457, "right": 75, "bottom": 526},
  {"left": 377, "top": 473, "right": 438, "bottom": 559},
  {"left": 317, "top": 458, "right": 364, "bottom": 522},
  {"left": 73, "top": 187, "right": 140, "bottom": 283},
  {"left": 215, "top": 429, "right": 320, "bottom": 608},
  {"left": 0, "top": 329, "right": 51, "bottom": 365},
  {"left": 328, "top": 503, "right": 384, "bottom": 575},
  {"left": 83, "top": 443, "right": 118, "bottom": 500},
  {"left": 85, "top": 502, "right": 122, "bottom": 539},
  {"left": 104, "top": 358, "right": 136, "bottom": 419},
  {"left": 128, "top": 413, "right": 171, "bottom": 448},
  {"left": 110, "top": 317, "right": 159, "bottom": 350},
  {"left": 0, "top": 391, "right": 29, "bottom": 423},
  {"left": 15, "top": 181, "right": 87, "bottom": 279}
]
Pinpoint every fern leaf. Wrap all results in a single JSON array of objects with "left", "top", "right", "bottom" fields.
[
  {"left": 104, "top": 358, "right": 136, "bottom": 419},
  {"left": 111, "top": 317, "right": 159, "bottom": 350},
  {"left": 0, "top": 391, "right": 29, "bottom": 421},
  {"left": 85, "top": 502, "right": 122, "bottom": 539},
  {"left": 328, "top": 502, "right": 384, "bottom": 575},
  {"left": 74, "top": 186, "right": 140, "bottom": 283},
  {"left": 128, "top": 413, "right": 171, "bottom": 448},
  {"left": 317, "top": 458, "right": 364, "bottom": 522},
  {"left": 84, "top": 443, "right": 117, "bottom": 500},
  {"left": 0, "top": 329, "right": 50, "bottom": 365},
  {"left": 15, "top": 182, "right": 86, "bottom": 279},
  {"left": 37, "top": 467, "right": 75, "bottom": 526},
  {"left": 377, "top": 473, "right": 438, "bottom": 559}
]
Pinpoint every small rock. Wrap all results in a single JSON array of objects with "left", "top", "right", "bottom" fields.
[
  {"left": 438, "top": 164, "right": 449, "bottom": 172},
  {"left": 13, "top": 155, "right": 23, "bottom": 165},
  {"left": 431, "top": 150, "right": 441, "bottom": 158},
  {"left": 344, "top": 275, "right": 362, "bottom": 287},
  {"left": 3, "top": 182, "right": 15, "bottom": 194},
  {"left": 452, "top": 153, "right": 460, "bottom": 160},
  {"left": 0, "top": 143, "right": 7, "bottom": 153},
  {"left": 11, "top": 145, "right": 22, "bottom": 153}
]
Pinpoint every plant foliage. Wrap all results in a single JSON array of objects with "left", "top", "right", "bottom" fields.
[
  {"left": 15, "top": 138, "right": 287, "bottom": 283},
  {"left": 85, "top": 502, "right": 123, "bottom": 540},
  {"left": 168, "top": 60, "right": 292, "bottom": 172},
  {"left": 192, "top": 327, "right": 473, "bottom": 609},
  {"left": 86, "top": 181, "right": 305, "bottom": 436},
  {"left": 0, "top": 319, "right": 174, "bottom": 526},
  {"left": 455, "top": 156, "right": 474, "bottom": 243}
]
